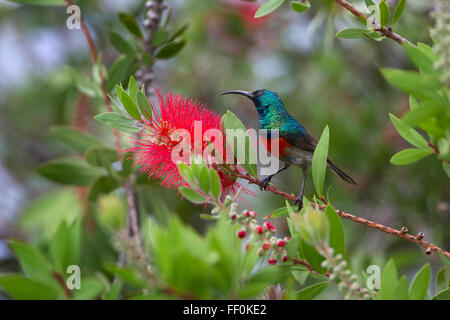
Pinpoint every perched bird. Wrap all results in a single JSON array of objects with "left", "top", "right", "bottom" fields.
[{"left": 218, "top": 89, "right": 356, "bottom": 210}]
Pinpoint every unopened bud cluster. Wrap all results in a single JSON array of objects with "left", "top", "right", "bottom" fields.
[
  {"left": 320, "top": 249, "right": 371, "bottom": 300},
  {"left": 229, "top": 205, "right": 291, "bottom": 265}
]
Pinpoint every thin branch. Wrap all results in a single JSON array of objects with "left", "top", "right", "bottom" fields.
[
  {"left": 235, "top": 171, "right": 450, "bottom": 260},
  {"left": 65, "top": 1, "right": 145, "bottom": 260},
  {"left": 334, "top": 0, "right": 411, "bottom": 45}
]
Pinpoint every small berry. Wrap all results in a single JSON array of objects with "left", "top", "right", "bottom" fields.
[
  {"left": 277, "top": 240, "right": 285, "bottom": 247},
  {"left": 264, "top": 221, "right": 276, "bottom": 231},
  {"left": 282, "top": 256, "right": 288, "bottom": 262},
  {"left": 231, "top": 214, "right": 237, "bottom": 220},
  {"left": 254, "top": 225, "right": 264, "bottom": 234},
  {"left": 262, "top": 243, "right": 271, "bottom": 250},
  {"left": 237, "top": 230, "right": 246, "bottom": 239},
  {"left": 268, "top": 259, "right": 277, "bottom": 265}
]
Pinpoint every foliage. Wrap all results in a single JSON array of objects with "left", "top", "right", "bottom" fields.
[{"left": 0, "top": 0, "right": 448, "bottom": 301}]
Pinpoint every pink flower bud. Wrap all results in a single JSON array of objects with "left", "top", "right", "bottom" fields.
[
  {"left": 264, "top": 221, "right": 276, "bottom": 231},
  {"left": 250, "top": 211, "right": 257, "bottom": 218},
  {"left": 254, "top": 225, "right": 264, "bottom": 234},
  {"left": 237, "top": 230, "right": 246, "bottom": 239},
  {"left": 244, "top": 210, "right": 251, "bottom": 217},
  {"left": 231, "top": 214, "right": 237, "bottom": 220},
  {"left": 284, "top": 236, "right": 290, "bottom": 242},
  {"left": 262, "top": 243, "right": 271, "bottom": 250},
  {"left": 268, "top": 259, "right": 277, "bottom": 265},
  {"left": 277, "top": 240, "right": 285, "bottom": 247},
  {"left": 282, "top": 256, "right": 288, "bottom": 262}
]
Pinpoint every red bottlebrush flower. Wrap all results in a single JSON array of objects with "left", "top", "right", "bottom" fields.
[
  {"left": 237, "top": 230, "right": 246, "bottom": 239},
  {"left": 264, "top": 221, "right": 276, "bottom": 231},
  {"left": 277, "top": 240, "right": 285, "bottom": 247},
  {"left": 127, "top": 88, "right": 247, "bottom": 197},
  {"left": 254, "top": 225, "right": 264, "bottom": 235},
  {"left": 262, "top": 242, "right": 271, "bottom": 251},
  {"left": 282, "top": 256, "right": 288, "bottom": 262},
  {"left": 268, "top": 259, "right": 277, "bottom": 265}
]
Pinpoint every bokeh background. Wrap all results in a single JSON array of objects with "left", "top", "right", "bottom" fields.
[{"left": 0, "top": 0, "right": 448, "bottom": 298}]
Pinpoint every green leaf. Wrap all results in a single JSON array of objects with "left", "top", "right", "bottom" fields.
[
  {"left": 85, "top": 146, "right": 119, "bottom": 167},
  {"left": 73, "top": 276, "right": 106, "bottom": 300},
  {"left": 137, "top": 90, "right": 153, "bottom": 122},
  {"left": 404, "top": 43, "right": 435, "bottom": 74},
  {"left": 8, "top": 240, "right": 53, "bottom": 284},
  {"left": 439, "top": 252, "right": 450, "bottom": 274},
  {"left": 222, "top": 110, "right": 258, "bottom": 178},
  {"left": 168, "top": 23, "right": 189, "bottom": 42},
  {"left": 379, "top": 259, "right": 398, "bottom": 300},
  {"left": 179, "top": 187, "right": 205, "bottom": 203},
  {"left": 118, "top": 12, "right": 143, "bottom": 39},
  {"left": 363, "top": 0, "right": 375, "bottom": 8},
  {"left": 109, "top": 30, "right": 135, "bottom": 56},
  {"left": 50, "top": 219, "right": 81, "bottom": 273},
  {"left": 7, "top": 0, "right": 65, "bottom": 5},
  {"left": 296, "top": 281, "right": 328, "bottom": 300},
  {"left": 389, "top": 114, "right": 429, "bottom": 149},
  {"left": 155, "top": 40, "right": 186, "bottom": 59},
  {"left": 116, "top": 85, "right": 141, "bottom": 121},
  {"left": 209, "top": 169, "right": 222, "bottom": 199},
  {"left": 152, "top": 29, "right": 169, "bottom": 46},
  {"left": 290, "top": 1, "right": 310, "bottom": 13},
  {"left": 392, "top": 0, "right": 406, "bottom": 25},
  {"left": 390, "top": 148, "right": 432, "bottom": 165},
  {"left": 324, "top": 205, "right": 345, "bottom": 256},
  {"left": 106, "top": 55, "right": 135, "bottom": 92},
  {"left": 286, "top": 235, "right": 299, "bottom": 259},
  {"left": 254, "top": 0, "right": 285, "bottom": 18},
  {"left": 292, "top": 269, "right": 309, "bottom": 285},
  {"left": 37, "top": 158, "right": 105, "bottom": 186},
  {"left": 266, "top": 207, "right": 289, "bottom": 219},
  {"left": 50, "top": 126, "right": 103, "bottom": 154},
  {"left": 127, "top": 75, "right": 139, "bottom": 103},
  {"left": 435, "top": 267, "right": 447, "bottom": 293},
  {"left": 336, "top": 28, "right": 370, "bottom": 39},
  {"left": 0, "top": 274, "right": 61, "bottom": 299},
  {"left": 88, "top": 175, "right": 121, "bottom": 201},
  {"left": 94, "top": 112, "right": 140, "bottom": 133},
  {"left": 379, "top": 0, "right": 389, "bottom": 27},
  {"left": 198, "top": 166, "right": 210, "bottom": 194},
  {"left": 311, "top": 125, "right": 329, "bottom": 197},
  {"left": 403, "top": 101, "right": 446, "bottom": 126},
  {"left": 409, "top": 264, "right": 430, "bottom": 300},
  {"left": 393, "top": 276, "right": 409, "bottom": 300},
  {"left": 443, "top": 162, "right": 450, "bottom": 178},
  {"left": 433, "top": 288, "right": 450, "bottom": 300},
  {"left": 381, "top": 68, "right": 442, "bottom": 101}
]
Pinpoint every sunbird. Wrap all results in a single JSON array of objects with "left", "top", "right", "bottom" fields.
[{"left": 218, "top": 89, "right": 356, "bottom": 210}]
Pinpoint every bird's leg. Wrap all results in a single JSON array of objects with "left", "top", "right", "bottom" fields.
[
  {"left": 259, "top": 164, "right": 289, "bottom": 191},
  {"left": 294, "top": 168, "right": 307, "bottom": 211}
]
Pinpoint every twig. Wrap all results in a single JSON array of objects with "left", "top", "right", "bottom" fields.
[
  {"left": 334, "top": 0, "right": 411, "bottom": 45},
  {"left": 235, "top": 171, "right": 450, "bottom": 260}
]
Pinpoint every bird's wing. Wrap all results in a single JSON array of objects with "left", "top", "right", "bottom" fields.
[{"left": 280, "top": 124, "right": 317, "bottom": 153}]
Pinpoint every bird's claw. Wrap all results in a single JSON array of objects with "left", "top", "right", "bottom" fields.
[
  {"left": 259, "top": 176, "right": 271, "bottom": 191},
  {"left": 294, "top": 196, "right": 303, "bottom": 211}
]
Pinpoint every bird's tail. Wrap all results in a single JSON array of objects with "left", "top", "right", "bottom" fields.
[{"left": 327, "top": 160, "right": 356, "bottom": 185}]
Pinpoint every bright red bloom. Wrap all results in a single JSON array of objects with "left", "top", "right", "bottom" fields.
[
  {"left": 268, "top": 259, "right": 277, "bottom": 265},
  {"left": 277, "top": 240, "right": 285, "bottom": 247},
  {"left": 264, "top": 221, "right": 276, "bottom": 231},
  {"left": 262, "top": 243, "right": 271, "bottom": 251},
  {"left": 282, "top": 256, "right": 288, "bottom": 262},
  {"left": 238, "top": 230, "right": 247, "bottom": 239},
  {"left": 128, "top": 88, "right": 244, "bottom": 196},
  {"left": 254, "top": 225, "right": 264, "bottom": 235}
]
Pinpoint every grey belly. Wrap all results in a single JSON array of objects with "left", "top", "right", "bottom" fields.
[{"left": 281, "top": 147, "right": 313, "bottom": 169}]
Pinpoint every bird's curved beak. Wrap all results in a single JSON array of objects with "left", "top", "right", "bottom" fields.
[{"left": 217, "top": 90, "right": 254, "bottom": 100}]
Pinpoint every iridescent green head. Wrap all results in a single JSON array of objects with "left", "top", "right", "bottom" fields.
[{"left": 217, "top": 89, "right": 286, "bottom": 114}]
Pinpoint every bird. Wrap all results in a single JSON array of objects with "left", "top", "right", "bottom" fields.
[{"left": 218, "top": 89, "right": 356, "bottom": 210}]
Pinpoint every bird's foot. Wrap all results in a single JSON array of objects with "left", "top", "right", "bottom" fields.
[
  {"left": 259, "top": 176, "right": 272, "bottom": 191},
  {"left": 294, "top": 196, "right": 303, "bottom": 211}
]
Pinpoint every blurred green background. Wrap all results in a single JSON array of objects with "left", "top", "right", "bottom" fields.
[{"left": 0, "top": 0, "right": 448, "bottom": 298}]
